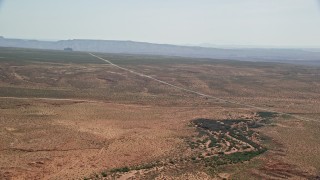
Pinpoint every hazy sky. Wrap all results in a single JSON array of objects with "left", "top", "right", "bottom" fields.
[{"left": 0, "top": 0, "right": 320, "bottom": 47}]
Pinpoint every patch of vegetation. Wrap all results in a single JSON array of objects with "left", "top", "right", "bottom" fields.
[
  {"left": 257, "top": 111, "right": 277, "bottom": 119},
  {"left": 281, "top": 114, "right": 291, "bottom": 119},
  {"left": 222, "top": 149, "right": 266, "bottom": 163},
  {"left": 110, "top": 166, "right": 130, "bottom": 173},
  {"left": 208, "top": 137, "right": 218, "bottom": 148},
  {"left": 202, "top": 149, "right": 267, "bottom": 173},
  {"left": 101, "top": 171, "right": 107, "bottom": 177},
  {"left": 193, "top": 118, "right": 262, "bottom": 150},
  {"left": 186, "top": 114, "right": 271, "bottom": 174}
]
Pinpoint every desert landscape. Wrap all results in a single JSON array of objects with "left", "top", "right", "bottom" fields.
[{"left": 0, "top": 47, "right": 320, "bottom": 179}]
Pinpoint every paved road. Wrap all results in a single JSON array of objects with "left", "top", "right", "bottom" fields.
[{"left": 89, "top": 53, "right": 319, "bottom": 123}]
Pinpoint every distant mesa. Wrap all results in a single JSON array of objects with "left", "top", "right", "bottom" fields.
[
  {"left": 64, "top": 47, "right": 73, "bottom": 51},
  {"left": 0, "top": 37, "right": 320, "bottom": 65}
]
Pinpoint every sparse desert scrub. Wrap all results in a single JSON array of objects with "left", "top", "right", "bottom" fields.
[{"left": 1, "top": 47, "right": 320, "bottom": 179}]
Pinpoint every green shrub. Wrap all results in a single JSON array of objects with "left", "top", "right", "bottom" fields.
[
  {"left": 110, "top": 166, "right": 130, "bottom": 173},
  {"left": 101, "top": 171, "right": 107, "bottom": 177}
]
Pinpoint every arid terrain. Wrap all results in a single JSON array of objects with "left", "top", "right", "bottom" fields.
[{"left": 0, "top": 47, "right": 320, "bottom": 179}]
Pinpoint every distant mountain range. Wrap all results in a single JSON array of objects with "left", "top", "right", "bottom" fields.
[{"left": 1, "top": 36, "right": 320, "bottom": 65}]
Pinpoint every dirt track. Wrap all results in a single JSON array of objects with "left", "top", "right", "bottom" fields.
[
  {"left": 1, "top": 49, "right": 320, "bottom": 179},
  {"left": 89, "top": 53, "right": 319, "bottom": 123}
]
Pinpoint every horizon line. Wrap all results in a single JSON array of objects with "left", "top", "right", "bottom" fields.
[{"left": 1, "top": 36, "right": 320, "bottom": 49}]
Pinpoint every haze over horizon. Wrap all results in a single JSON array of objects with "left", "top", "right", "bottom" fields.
[{"left": 1, "top": 0, "right": 320, "bottom": 48}]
